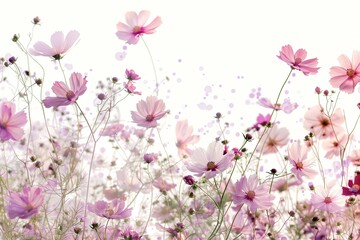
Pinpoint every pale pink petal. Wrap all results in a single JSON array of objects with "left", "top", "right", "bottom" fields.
[
  {"left": 125, "top": 11, "right": 138, "bottom": 27},
  {"left": 50, "top": 31, "right": 65, "bottom": 54},
  {"left": 294, "top": 48, "right": 307, "bottom": 60},
  {"left": 52, "top": 81, "right": 69, "bottom": 97},
  {"left": 29, "top": 41, "right": 55, "bottom": 56},
  {"left": 63, "top": 30, "right": 80, "bottom": 53},
  {"left": 144, "top": 16, "right": 162, "bottom": 34},
  {"left": 338, "top": 54, "right": 352, "bottom": 69},
  {"left": 137, "top": 10, "right": 151, "bottom": 26},
  {"left": 6, "top": 126, "right": 24, "bottom": 141}
]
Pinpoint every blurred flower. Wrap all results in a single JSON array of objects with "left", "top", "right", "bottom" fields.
[
  {"left": 153, "top": 177, "right": 176, "bottom": 191},
  {"left": 310, "top": 182, "right": 344, "bottom": 213},
  {"left": 303, "top": 105, "right": 344, "bottom": 139},
  {"left": 116, "top": 10, "right": 162, "bottom": 44},
  {"left": 88, "top": 199, "right": 132, "bottom": 219},
  {"left": 124, "top": 81, "right": 141, "bottom": 95},
  {"left": 143, "top": 153, "right": 158, "bottom": 163},
  {"left": 43, "top": 72, "right": 87, "bottom": 108},
  {"left": 121, "top": 226, "right": 140, "bottom": 240},
  {"left": 125, "top": 69, "right": 141, "bottom": 81},
  {"left": 322, "top": 133, "right": 348, "bottom": 159},
  {"left": 29, "top": 30, "right": 80, "bottom": 60},
  {"left": 288, "top": 142, "right": 317, "bottom": 182},
  {"left": 342, "top": 172, "right": 360, "bottom": 196},
  {"left": 6, "top": 186, "right": 44, "bottom": 219},
  {"left": 258, "top": 97, "right": 298, "bottom": 114},
  {"left": 131, "top": 96, "right": 168, "bottom": 128},
  {"left": 329, "top": 51, "right": 360, "bottom": 94},
  {"left": 175, "top": 120, "right": 200, "bottom": 158},
  {"left": 277, "top": 44, "right": 319, "bottom": 75},
  {"left": 348, "top": 149, "right": 360, "bottom": 166},
  {"left": 232, "top": 174, "right": 275, "bottom": 213},
  {"left": 258, "top": 125, "right": 289, "bottom": 154},
  {"left": 0, "top": 101, "right": 27, "bottom": 141},
  {"left": 185, "top": 141, "right": 234, "bottom": 179},
  {"left": 99, "top": 123, "right": 124, "bottom": 137}
]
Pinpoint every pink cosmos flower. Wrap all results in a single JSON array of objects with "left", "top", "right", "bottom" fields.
[
  {"left": 87, "top": 199, "right": 132, "bottom": 219},
  {"left": 303, "top": 105, "right": 344, "bottom": 139},
  {"left": 116, "top": 10, "right": 162, "bottom": 45},
  {"left": 0, "top": 101, "right": 27, "bottom": 141},
  {"left": 99, "top": 123, "right": 124, "bottom": 137},
  {"left": 348, "top": 149, "right": 360, "bottom": 166},
  {"left": 249, "top": 113, "right": 271, "bottom": 131},
  {"left": 153, "top": 177, "right": 177, "bottom": 192},
  {"left": 6, "top": 186, "right": 44, "bottom": 219},
  {"left": 258, "top": 97, "right": 298, "bottom": 114},
  {"left": 258, "top": 125, "right": 289, "bottom": 154},
  {"left": 131, "top": 96, "right": 168, "bottom": 128},
  {"left": 185, "top": 141, "right": 234, "bottom": 179},
  {"left": 231, "top": 174, "right": 275, "bottom": 213},
  {"left": 342, "top": 172, "right": 360, "bottom": 196},
  {"left": 329, "top": 51, "right": 360, "bottom": 93},
  {"left": 29, "top": 30, "right": 80, "bottom": 60},
  {"left": 125, "top": 69, "right": 141, "bottom": 81},
  {"left": 310, "top": 182, "right": 344, "bottom": 213},
  {"left": 43, "top": 72, "right": 87, "bottom": 108},
  {"left": 124, "top": 81, "right": 141, "bottom": 95},
  {"left": 175, "top": 120, "right": 200, "bottom": 158},
  {"left": 322, "top": 133, "right": 348, "bottom": 159},
  {"left": 277, "top": 44, "right": 319, "bottom": 75},
  {"left": 288, "top": 142, "right": 317, "bottom": 182}
]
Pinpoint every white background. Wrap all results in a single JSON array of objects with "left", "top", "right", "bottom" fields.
[{"left": 1, "top": 0, "right": 360, "bottom": 145}]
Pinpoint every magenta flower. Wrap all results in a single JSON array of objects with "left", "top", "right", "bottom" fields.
[
  {"left": 329, "top": 51, "right": 360, "bottom": 93},
  {"left": 310, "top": 182, "right": 344, "bottom": 213},
  {"left": 232, "top": 174, "right": 275, "bottom": 213},
  {"left": 124, "top": 81, "right": 141, "bottom": 95},
  {"left": 277, "top": 44, "right": 319, "bottom": 75},
  {"left": 175, "top": 120, "right": 200, "bottom": 158},
  {"left": 87, "top": 199, "right": 132, "bottom": 219},
  {"left": 125, "top": 69, "right": 141, "bottom": 81},
  {"left": 185, "top": 141, "right": 234, "bottom": 179},
  {"left": 342, "top": 172, "right": 360, "bottom": 196},
  {"left": 29, "top": 30, "right": 80, "bottom": 60},
  {"left": 43, "top": 72, "right": 87, "bottom": 108},
  {"left": 116, "top": 10, "right": 162, "bottom": 45},
  {"left": 6, "top": 186, "right": 44, "bottom": 219},
  {"left": 131, "top": 96, "right": 168, "bottom": 128},
  {"left": 0, "top": 101, "right": 27, "bottom": 141}
]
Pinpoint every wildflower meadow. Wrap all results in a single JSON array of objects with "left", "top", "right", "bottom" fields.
[{"left": 2, "top": 1, "right": 360, "bottom": 239}]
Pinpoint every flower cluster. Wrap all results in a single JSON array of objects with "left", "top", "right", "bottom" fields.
[{"left": 1, "top": 10, "right": 360, "bottom": 240}]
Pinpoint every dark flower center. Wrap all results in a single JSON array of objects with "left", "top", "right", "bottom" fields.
[
  {"left": 146, "top": 115, "right": 154, "bottom": 122},
  {"left": 296, "top": 162, "right": 303, "bottom": 169},
  {"left": 324, "top": 196, "right": 332, "bottom": 204},
  {"left": 246, "top": 190, "right": 256, "bottom": 201},
  {"left": 66, "top": 91, "right": 76, "bottom": 101},
  {"left": 320, "top": 119, "right": 329, "bottom": 127},
  {"left": 347, "top": 69, "right": 356, "bottom": 78},
  {"left": 52, "top": 54, "right": 61, "bottom": 60},
  {"left": 207, "top": 161, "right": 217, "bottom": 171}
]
